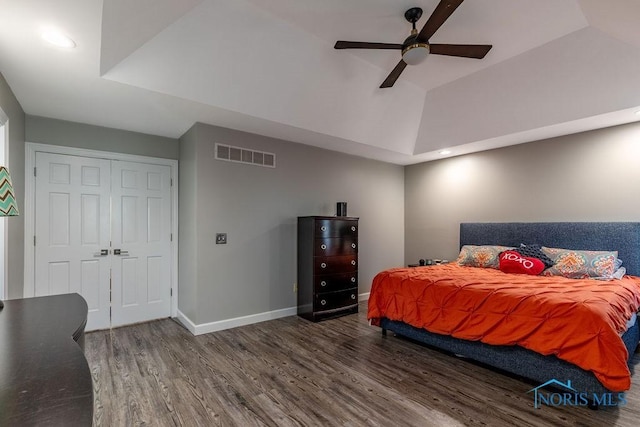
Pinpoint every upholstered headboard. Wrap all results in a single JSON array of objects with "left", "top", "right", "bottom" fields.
[{"left": 460, "top": 222, "right": 640, "bottom": 277}]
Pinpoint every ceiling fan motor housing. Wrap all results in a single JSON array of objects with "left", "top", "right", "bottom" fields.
[
  {"left": 402, "top": 32, "right": 430, "bottom": 65},
  {"left": 402, "top": 8, "right": 429, "bottom": 65}
]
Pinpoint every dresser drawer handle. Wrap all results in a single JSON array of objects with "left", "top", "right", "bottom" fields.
[
  {"left": 351, "top": 260, "right": 356, "bottom": 266},
  {"left": 351, "top": 277, "right": 356, "bottom": 283},
  {"left": 320, "top": 226, "right": 327, "bottom": 232},
  {"left": 320, "top": 280, "right": 327, "bottom": 287},
  {"left": 351, "top": 294, "right": 356, "bottom": 300},
  {"left": 321, "top": 262, "right": 327, "bottom": 269},
  {"left": 351, "top": 226, "right": 356, "bottom": 232},
  {"left": 320, "top": 244, "right": 327, "bottom": 250},
  {"left": 351, "top": 243, "right": 356, "bottom": 249},
  {"left": 320, "top": 299, "right": 327, "bottom": 306}
]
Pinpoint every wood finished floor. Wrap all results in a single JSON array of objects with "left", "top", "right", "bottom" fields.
[{"left": 85, "top": 303, "right": 640, "bottom": 426}]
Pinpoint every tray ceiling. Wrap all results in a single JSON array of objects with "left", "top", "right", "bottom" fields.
[{"left": 1, "top": 0, "right": 639, "bottom": 164}]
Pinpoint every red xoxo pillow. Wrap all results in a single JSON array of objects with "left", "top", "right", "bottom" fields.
[{"left": 499, "top": 250, "right": 545, "bottom": 276}]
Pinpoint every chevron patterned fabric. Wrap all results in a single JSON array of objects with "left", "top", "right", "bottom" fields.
[{"left": 0, "top": 166, "right": 19, "bottom": 216}]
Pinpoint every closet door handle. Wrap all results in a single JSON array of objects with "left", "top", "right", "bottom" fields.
[
  {"left": 93, "top": 249, "right": 109, "bottom": 257},
  {"left": 113, "top": 249, "right": 129, "bottom": 256}
]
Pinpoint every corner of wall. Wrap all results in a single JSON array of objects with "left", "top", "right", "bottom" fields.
[
  {"left": 177, "top": 124, "right": 199, "bottom": 322},
  {"left": 0, "top": 71, "right": 26, "bottom": 298}
]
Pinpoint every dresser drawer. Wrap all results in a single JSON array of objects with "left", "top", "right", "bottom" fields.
[
  {"left": 314, "top": 219, "right": 358, "bottom": 238},
  {"left": 314, "top": 289, "right": 358, "bottom": 312},
  {"left": 315, "top": 272, "right": 358, "bottom": 293},
  {"left": 314, "top": 255, "right": 357, "bottom": 275},
  {"left": 314, "top": 237, "right": 357, "bottom": 256}
]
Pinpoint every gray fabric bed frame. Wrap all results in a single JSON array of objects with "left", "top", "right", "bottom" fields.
[{"left": 380, "top": 222, "right": 640, "bottom": 399}]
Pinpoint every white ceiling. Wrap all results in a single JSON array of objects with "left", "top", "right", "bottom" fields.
[{"left": 1, "top": 0, "right": 640, "bottom": 165}]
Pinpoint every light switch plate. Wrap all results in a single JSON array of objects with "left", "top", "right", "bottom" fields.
[{"left": 216, "top": 233, "right": 227, "bottom": 244}]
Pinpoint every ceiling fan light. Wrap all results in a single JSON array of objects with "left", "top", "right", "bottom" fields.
[{"left": 402, "top": 43, "right": 429, "bottom": 65}]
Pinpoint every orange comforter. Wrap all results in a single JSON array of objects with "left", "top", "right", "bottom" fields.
[{"left": 368, "top": 264, "right": 640, "bottom": 391}]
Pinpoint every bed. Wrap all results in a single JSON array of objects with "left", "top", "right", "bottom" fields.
[{"left": 368, "top": 222, "right": 640, "bottom": 404}]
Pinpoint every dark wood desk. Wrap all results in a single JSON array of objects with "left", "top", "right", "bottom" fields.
[{"left": 0, "top": 293, "right": 93, "bottom": 426}]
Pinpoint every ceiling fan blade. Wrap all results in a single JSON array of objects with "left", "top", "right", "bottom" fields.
[
  {"left": 418, "top": 0, "right": 464, "bottom": 42},
  {"left": 429, "top": 44, "right": 492, "bottom": 58},
  {"left": 380, "top": 60, "right": 407, "bottom": 88},
  {"left": 335, "top": 41, "right": 403, "bottom": 50}
]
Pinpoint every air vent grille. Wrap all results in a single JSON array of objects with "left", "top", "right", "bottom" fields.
[{"left": 215, "top": 143, "right": 275, "bottom": 168}]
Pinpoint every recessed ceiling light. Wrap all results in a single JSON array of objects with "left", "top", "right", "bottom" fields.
[
  {"left": 439, "top": 150, "right": 451, "bottom": 155},
  {"left": 41, "top": 30, "right": 76, "bottom": 49}
]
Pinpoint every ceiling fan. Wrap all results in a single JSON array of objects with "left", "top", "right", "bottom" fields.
[{"left": 334, "top": 0, "right": 492, "bottom": 88}]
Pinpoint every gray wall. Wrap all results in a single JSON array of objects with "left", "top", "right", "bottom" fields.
[
  {"left": 0, "top": 72, "right": 25, "bottom": 299},
  {"left": 178, "top": 125, "right": 199, "bottom": 321},
  {"left": 15, "top": 116, "right": 179, "bottom": 298},
  {"left": 179, "top": 123, "right": 405, "bottom": 325},
  {"left": 26, "top": 115, "right": 179, "bottom": 159},
  {"left": 405, "top": 121, "right": 640, "bottom": 264}
]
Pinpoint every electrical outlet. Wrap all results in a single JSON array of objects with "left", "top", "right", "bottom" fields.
[
  {"left": 293, "top": 283, "right": 297, "bottom": 293},
  {"left": 215, "top": 233, "right": 227, "bottom": 244}
]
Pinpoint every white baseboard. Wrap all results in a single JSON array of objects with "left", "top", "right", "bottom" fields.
[
  {"left": 175, "top": 306, "right": 298, "bottom": 336},
  {"left": 174, "top": 310, "right": 198, "bottom": 335},
  {"left": 176, "top": 295, "right": 369, "bottom": 336}
]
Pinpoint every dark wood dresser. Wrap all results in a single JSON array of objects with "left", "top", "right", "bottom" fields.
[
  {"left": 297, "top": 216, "right": 359, "bottom": 321},
  {"left": 0, "top": 293, "right": 93, "bottom": 426}
]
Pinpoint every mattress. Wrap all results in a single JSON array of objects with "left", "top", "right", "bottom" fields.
[{"left": 368, "top": 264, "right": 640, "bottom": 391}]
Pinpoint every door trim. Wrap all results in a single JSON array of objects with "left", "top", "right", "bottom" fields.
[
  {"left": 24, "top": 142, "right": 179, "bottom": 321},
  {"left": 0, "top": 115, "right": 7, "bottom": 301}
]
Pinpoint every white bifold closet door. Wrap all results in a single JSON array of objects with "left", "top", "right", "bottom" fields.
[
  {"left": 110, "top": 160, "right": 172, "bottom": 328},
  {"left": 34, "top": 152, "right": 172, "bottom": 331}
]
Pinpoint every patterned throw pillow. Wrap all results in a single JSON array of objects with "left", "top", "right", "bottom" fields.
[
  {"left": 516, "top": 244, "right": 554, "bottom": 268},
  {"left": 456, "top": 245, "right": 514, "bottom": 269},
  {"left": 541, "top": 247, "right": 618, "bottom": 279},
  {"left": 594, "top": 267, "right": 626, "bottom": 281}
]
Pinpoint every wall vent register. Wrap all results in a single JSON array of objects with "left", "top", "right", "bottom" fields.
[{"left": 215, "top": 143, "right": 276, "bottom": 168}]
